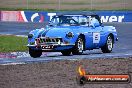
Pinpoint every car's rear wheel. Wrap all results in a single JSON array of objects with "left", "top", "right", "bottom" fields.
[
  {"left": 61, "top": 50, "right": 71, "bottom": 56},
  {"left": 72, "top": 36, "right": 84, "bottom": 55},
  {"left": 29, "top": 48, "right": 42, "bottom": 58},
  {"left": 101, "top": 35, "right": 113, "bottom": 53}
]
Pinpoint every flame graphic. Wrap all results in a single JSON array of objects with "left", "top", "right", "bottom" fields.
[{"left": 78, "top": 66, "right": 86, "bottom": 76}]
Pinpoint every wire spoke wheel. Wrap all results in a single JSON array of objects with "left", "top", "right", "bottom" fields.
[
  {"left": 107, "top": 36, "right": 113, "bottom": 51},
  {"left": 77, "top": 38, "right": 84, "bottom": 53},
  {"left": 101, "top": 35, "right": 113, "bottom": 53},
  {"left": 72, "top": 36, "right": 84, "bottom": 55}
]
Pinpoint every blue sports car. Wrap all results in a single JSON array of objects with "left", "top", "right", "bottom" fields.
[{"left": 27, "top": 13, "right": 118, "bottom": 58}]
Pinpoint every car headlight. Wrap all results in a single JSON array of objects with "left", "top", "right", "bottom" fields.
[
  {"left": 66, "top": 32, "right": 74, "bottom": 38},
  {"left": 28, "top": 34, "right": 33, "bottom": 38}
]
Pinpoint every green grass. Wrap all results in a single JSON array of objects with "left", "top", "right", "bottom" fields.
[
  {"left": 0, "top": 7, "right": 131, "bottom": 12},
  {"left": 0, "top": 7, "right": 58, "bottom": 11},
  {"left": 0, "top": 35, "right": 28, "bottom": 52}
]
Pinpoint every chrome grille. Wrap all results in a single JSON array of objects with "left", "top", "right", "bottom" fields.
[{"left": 36, "top": 37, "right": 63, "bottom": 44}]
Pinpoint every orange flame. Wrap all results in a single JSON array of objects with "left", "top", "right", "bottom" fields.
[{"left": 78, "top": 66, "right": 86, "bottom": 76}]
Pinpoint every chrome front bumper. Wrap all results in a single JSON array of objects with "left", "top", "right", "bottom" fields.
[
  {"left": 28, "top": 37, "right": 75, "bottom": 51},
  {"left": 27, "top": 43, "right": 75, "bottom": 51}
]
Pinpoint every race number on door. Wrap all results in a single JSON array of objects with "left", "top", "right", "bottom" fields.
[{"left": 93, "top": 32, "right": 100, "bottom": 43}]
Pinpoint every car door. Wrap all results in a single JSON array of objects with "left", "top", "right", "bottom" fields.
[
  {"left": 78, "top": 16, "right": 94, "bottom": 50},
  {"left": 89, "top": 17, "right": 105, "bottom": 48}
]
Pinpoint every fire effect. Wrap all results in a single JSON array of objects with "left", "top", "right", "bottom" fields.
[{"left": 78, "top": 66, "right": 86, "bottom": 76}]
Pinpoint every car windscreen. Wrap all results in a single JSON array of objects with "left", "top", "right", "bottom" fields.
[{"left": 50, "top": 15, "right": 89, "bottom": 26}]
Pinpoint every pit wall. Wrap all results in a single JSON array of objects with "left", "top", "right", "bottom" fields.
[{"left": 0, "top": 11, "right": 132, "bottom": 22}]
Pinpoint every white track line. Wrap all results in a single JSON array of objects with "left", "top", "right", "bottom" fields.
[
  {"left": 0, "top": 34, "right": 27, "bottom": 37},
  {"left": 1, "top": 62, "right": 26, "bottom": 65}
]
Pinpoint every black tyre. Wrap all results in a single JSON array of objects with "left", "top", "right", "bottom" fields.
[
  {"left": 101, "top": 35, "right": 113, "bottom": 53},
  {"left": 29, "top": 48, "right": 42, "bottom": 58},
  {"left": 61, "top": 50, "right": 71, "bottom": 56},
  {"left": 72, "top": 36, "right": 84, "bottom": 55}
]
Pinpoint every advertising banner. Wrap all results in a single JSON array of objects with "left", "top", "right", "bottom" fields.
[
  {"left": 1, "top": 11, "right": 132, "bottom": 22},
  {"left": 18, "top": 11, "right": 49, "bottom": 22},
  {"left": 95, "top": 11, "right": 132, "bottom": 22},
  {"left": 48, "top": 11, "right": 132, "bottom": 23}
]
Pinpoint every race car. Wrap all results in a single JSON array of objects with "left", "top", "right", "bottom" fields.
[{"left": 27, "top": 13, "right": 118, "bottom": 58}]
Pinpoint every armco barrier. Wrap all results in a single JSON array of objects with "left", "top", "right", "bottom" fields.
[{"left": 1, "top": 11, "right": 132, "bottom": 22}]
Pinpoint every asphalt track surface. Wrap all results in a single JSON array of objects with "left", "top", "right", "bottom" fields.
[{"left": 0, "top": 22, "right": 132, "bottom": 64}]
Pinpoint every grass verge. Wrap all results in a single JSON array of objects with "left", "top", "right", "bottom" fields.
[
  {"left": 0, "top": 8, "right": 132, "bottom": 12},
  {"left": 0, "top": 35, "right": 28, "bottom": 52}
]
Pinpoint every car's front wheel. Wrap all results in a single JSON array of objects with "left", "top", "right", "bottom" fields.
[
  {"left": 101, "top": 35, "right": 113, "bottom": 53},
  {"left": 29, "top": 48, "right": 42, "bottom": 58},
  {"left": 72, "top": 36, "right": 84, "bottom": 55}
]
